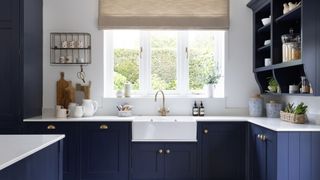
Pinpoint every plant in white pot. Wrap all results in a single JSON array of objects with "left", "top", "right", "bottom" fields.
[{"left": 204, "top": 72, "right": 221, "bottom": 98}]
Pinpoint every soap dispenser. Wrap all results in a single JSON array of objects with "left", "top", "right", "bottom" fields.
[
  {"left": 199, "top": 101, "right": 205, "bottom": 116},
  {"left": 192, "top": 101, "right": 199, "bottom": 116}
]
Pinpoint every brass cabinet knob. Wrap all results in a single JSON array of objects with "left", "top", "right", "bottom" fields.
[
  {"left": 166, "top": 149, "right": 171, "bottom": 154},
  {"left": 47, "top": 125, "right": 56, "bottom": 130},
  {"left": 204, "top": 129, "right": 209, "bottom": 134},
  {"left": 158, "top": 149, "right": 164, "bottom": 154},
  {"left": 100, "top": 124, "right": 109, "bottom": 130}
]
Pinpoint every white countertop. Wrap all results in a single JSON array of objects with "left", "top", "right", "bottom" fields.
[
  {"left": 24, "top": 115, "right": 320, "bottom": 132},
  {"left": 0, "top": 135, "right": 65, "bottom": 171}
]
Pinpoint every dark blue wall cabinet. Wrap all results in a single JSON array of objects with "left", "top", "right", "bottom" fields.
[
  {"left": 0, "top": 141, "right": 63, "bottom": 180},
  {"left": 81, "top": 123, "right": 130, "bottom": 180},
  {"left": 0, "top": 0, "right": 21, "bottom": 129},
  {"left": 198, "top": 122, "right": 246, "bottom": 180},
  {"left": 131, "top": 142, "right": 197, "bottom": 180},
  {"left": 247, "top": 0, "right": 320, "bottom": 95},
  {"left": 25, "top": 123, "right": 80, "bottom": 180},
  {"left": 0, "top": 0, "right": 43, "bottom": 132}
]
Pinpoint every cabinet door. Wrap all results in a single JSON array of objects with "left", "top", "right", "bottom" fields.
[
  {"left": 131, "top": 143, "right": 164, "bottom": 180},
  {"left": 81, "top": 123, "right": 130, "bottom": 180},
  {"left": 250, "top": 124, "right": 277, "bottom": 180},
  {"left": 0, "top": 0, "right": 21, "bottom": 126},
  {"left": 250, "top": 124, "right": 266, "bottom": 180},
  {"left": 164, "top": 143, "right": 196, "bottom": 180},
  {"left": 199, "top": 123, "right": 246, "bottom": 180},
  {"left": 24, "top": 123, "right": 80, "bottom": 180}
]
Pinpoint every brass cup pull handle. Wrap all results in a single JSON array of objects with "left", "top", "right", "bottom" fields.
[
  {"left": 47, "top": 125, "right": 56, "bottom": 130},
  {"left": 257, "top": 134, "right": 261, "bottom": 140},
  {"left": 158, "top": 149, "right": 164, "bottom": 154},
  {"left": 166, "top": 149, "right": 171, "bottom": 154},
  {"left": 100, "top": 124, "right": 109, "bottom": 130},
  {"left": 204, "top": 129, "right": 209, "bottom": 134}
]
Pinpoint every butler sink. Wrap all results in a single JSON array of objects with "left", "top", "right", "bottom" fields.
[{"left": 132, "top": 116, "right": 197, "bottom": 142}]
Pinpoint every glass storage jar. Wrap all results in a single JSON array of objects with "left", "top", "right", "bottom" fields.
[{"left": 281, "top": 29, "right": 301, "bottom": 62}]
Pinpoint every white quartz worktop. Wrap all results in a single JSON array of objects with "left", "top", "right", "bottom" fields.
[
  {"left": 24, "top": 115, "right": 320, "bottom": 132},
  {"left": 0, "top": 135, "right": 65, "bottom": 171}
]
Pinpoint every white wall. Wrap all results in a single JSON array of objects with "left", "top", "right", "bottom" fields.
[{"left": 43, "top": 0, "right": 259, "bottom": 116}]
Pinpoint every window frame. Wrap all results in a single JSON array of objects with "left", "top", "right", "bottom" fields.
[{"left": 104, "top": 30, "right": 226, "bottom": 97}]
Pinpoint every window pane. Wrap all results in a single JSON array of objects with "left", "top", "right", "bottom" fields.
[
  {"left": 113, "top": 30, "right": 140, "bottom": 90},
  {"left": 188, "top": 31, "right": 217, "bottom": 92},
  {"left": 151, "top": 31, "right": 177, "bottom": 91}
]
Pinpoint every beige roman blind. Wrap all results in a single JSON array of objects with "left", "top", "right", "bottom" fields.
[{"left": 98, "top": 0, "right": 229, "bottom": 29}]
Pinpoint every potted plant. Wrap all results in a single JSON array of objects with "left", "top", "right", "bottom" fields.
[
  {"left": 267, "top": 77, "right": 279, "bottom": 93},
  {"left": 204, "top": 72, "right": 221, "bottom": 98},
  {"left": 280, "top": 102, "right": 308, "bottom": 124}
]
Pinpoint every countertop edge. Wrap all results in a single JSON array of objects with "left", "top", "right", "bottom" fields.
[
  {"left": 0, "top": 135, "right": 65, "bottom": 171},
  {"left": 23, "top": 116, "right": 320, "bottom": 132}
]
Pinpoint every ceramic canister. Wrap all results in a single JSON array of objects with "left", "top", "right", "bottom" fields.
[
  {"left": 266, "top": 101, "right": 282, "bottom": 118},
  {"left": 249, "top": 95, "right": 264, "bottom": 117}
]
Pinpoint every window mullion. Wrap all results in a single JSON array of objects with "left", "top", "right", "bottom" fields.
[
  {"left": 104, "top": 31, "right": 114, "bottom": 97},
  {"left": 140, "top": 31, "right": 151, "bottom": 95},
  {"left": 177, "top": 31, "right": 189, "bottom": 95}
]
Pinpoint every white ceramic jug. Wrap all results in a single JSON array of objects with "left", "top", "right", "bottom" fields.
[
  {"left": 82, "top": 99, "right": 98, "bottom": 117},
  {"left": 74, "top": 106, "right": 84, "bottom": 118}
]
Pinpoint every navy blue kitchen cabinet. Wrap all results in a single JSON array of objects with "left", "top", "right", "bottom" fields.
[
  {"left": 80, "top": 123, "right": 130, "bottom": 180},
  {"left": 0, "top": 141, "right": 63, "bottom": 180},
  {"left": 0, "top": 0, "right": 43, "bottom": 132},
  {"left": 249, "top": 124, "right": 276, "bottom": 180},
  {"left": 131, "top": 142, "right": 197, "bottom": 180},
  {"left": 198, "top": 122, "right": 246, "bottom": 180},
  {"left": 24, "top": 123, "right": 80, "bottom": 180}
]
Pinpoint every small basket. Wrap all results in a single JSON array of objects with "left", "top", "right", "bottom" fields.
[{"left": 280, "top": 111, "right": 307, "bottom": 124}]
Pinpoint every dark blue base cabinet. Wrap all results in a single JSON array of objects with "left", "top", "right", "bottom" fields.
[
  {"left": 131, "top": 142, "right": 197, "bottom": 180},
  {"left": 249, "top": 124, "right": 320, "bottom": 180},
  {"left": 25, "top": 122, "right": 130, "bottom": 180},
  {"left": 24, "top": 121, "right": 320, "bottom": 180},
  {"left": 198, "top": 122, "right": 247, "bottom": 180},
  {"left": 0, "top": 141, "right": 63, "bottom": 180}
]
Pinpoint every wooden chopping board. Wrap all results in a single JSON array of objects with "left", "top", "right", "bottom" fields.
[
  {"left": 56, "top": 72, "right": 69, "bottom": 108},
  {"left": 64, "top": 81, "right": 75, "bottom": 108}
]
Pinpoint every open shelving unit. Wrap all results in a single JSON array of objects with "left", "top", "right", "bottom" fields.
[
  {"left": 247, "top": 0, "right": 317, "bottom": 96},
  {"left": 50, "top": 33, "right": 91, "bottom": 65}
]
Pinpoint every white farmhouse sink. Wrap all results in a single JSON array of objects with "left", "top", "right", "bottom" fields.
[{"left": 132, "top": 116, "right": 197, "bottom": 142}]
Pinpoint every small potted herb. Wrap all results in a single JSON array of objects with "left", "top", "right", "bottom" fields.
[
  {"left": 280, "top": 102, "right": 308, "bottom": 124},
  {"left": 205, "top": 72, "right": 221, "bottom": 97},
  {"left": 267, "top": 77, "right": 279, "bottom": 93}
]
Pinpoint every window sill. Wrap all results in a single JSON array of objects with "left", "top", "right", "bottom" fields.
[{"left": 104, "top": 94, "right": 225, "bottom": 99}]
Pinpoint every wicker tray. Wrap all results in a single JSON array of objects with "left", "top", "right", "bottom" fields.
[{"left": 280, "top": 111, "right": 306, "bottom": 124}]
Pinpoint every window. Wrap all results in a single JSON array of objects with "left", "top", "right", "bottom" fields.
[{"left": 104, "top": 30, "right": 225, "bottom": 97}]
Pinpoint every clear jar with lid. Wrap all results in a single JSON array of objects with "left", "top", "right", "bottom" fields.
[{"left": 281, "top": 29, "right": 301, "bottom": 62}]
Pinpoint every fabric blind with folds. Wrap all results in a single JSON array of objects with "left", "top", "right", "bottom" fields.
[{"left": 98, "top": 0, "right": 229, "bottom": 29}]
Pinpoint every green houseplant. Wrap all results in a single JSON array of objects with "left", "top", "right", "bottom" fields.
[
  {"left": 267, "top": 77, "right": 279, "bottom": 93},
  {"left": 281, "top": 102, "right": 308, "bottom": 124},
  {"left": 205, "top": 72, "right": 221, "bottom": 97}
]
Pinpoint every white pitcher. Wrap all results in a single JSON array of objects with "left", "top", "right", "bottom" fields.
[
  {"left": 74, "top": 106, "right": 84, "bottom": 118},
  {"left": 82, "top": 99, "right": 98, "bottom": 117}
]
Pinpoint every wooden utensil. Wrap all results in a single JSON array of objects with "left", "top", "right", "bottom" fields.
[
  {"left": 56, "top": 72, "right": 69, "bottom": 108},
  {"left": 64, "top": 81, "right": 76, "bottom": 108},
  {"left": 76, "top": 81, "right": 91, "bottom": 99}
]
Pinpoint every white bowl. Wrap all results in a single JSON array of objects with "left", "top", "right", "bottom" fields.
[{"left": 261, "top": 17, "right": 271, "bottom": 26}]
